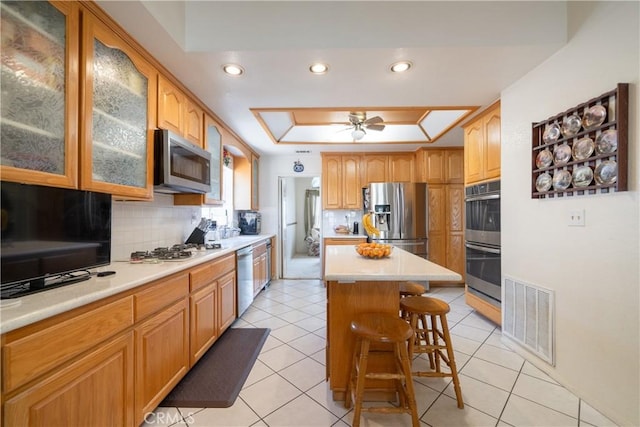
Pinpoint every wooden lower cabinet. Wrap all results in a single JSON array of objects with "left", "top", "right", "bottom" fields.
[
  {"left": 252, "top": 241, "right": 268, "bottom": 296},
  {"left": 135, "top": 298, "right": 189, "bottom": 424},
  {"left": 3, "top": 332, "right": 135, "bottom": 427},
  {"left": 218, "top": 271, "right": 237, "bottom": 332},
  {"left": 1, "top": 255, "right": 238, "bottom": 426},
  {"left": 190, "top": 283, "right": 218, "bottom": 365},
  {"left": 188, "top": 253, "right": 237, "bottom": 365},
  {"left": 428, "top": 184, "right": 465, "bottom": 284}
]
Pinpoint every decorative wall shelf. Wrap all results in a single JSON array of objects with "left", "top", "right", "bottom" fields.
[{"left": 531, "top": 83, "right": 628, "bottom": 199}]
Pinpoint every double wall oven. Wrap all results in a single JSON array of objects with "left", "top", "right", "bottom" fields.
[{"left": 465, "top": 180, "right": 501, "bottom": 307}]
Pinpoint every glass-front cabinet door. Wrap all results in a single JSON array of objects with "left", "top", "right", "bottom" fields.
[
  {"left": 0, "top": 1, "right": 79, "bottom": 187},
  {"left": 204, "top": 114, "right": 222, "bottom": 204},
  {"left": 80, "top": 13, "right": 156, "bottom": 199}
]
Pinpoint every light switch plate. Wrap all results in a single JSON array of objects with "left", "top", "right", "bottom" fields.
[{"left": 568, "top": 209, "right": 585, "bottom": 226}]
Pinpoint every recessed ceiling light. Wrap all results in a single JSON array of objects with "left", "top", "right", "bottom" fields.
[
  {"left": 390, "top": 61, "right": 412, "bottom": 73},
  {"left": 223, "top": 64, "right": 244, "bottom": 76},
  {"left": 309, "top": 63, "right": 329, "bottom": 74}
]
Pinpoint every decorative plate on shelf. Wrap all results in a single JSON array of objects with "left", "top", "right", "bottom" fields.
[
  {"left": 561, "top": 114, "right": 582, "bottom": 138},
  {"left": 535, "top": 149, "right": 553, "bottom": 169},
  {"left": 583, "top": 105, "right": 607, "bottom": 129},
  {"left": 595, "top": 129, "right": 618, "bottom": 154},
  {"left": 594, "top": 160, "right": 618, "bottom": 185},
  {"left": 553, "top": 143, "right": 572, "bottom": 165},
  {"left": 535, "top": 173, "right": 552, "bottom": 192},
  {"left": 552, "top": 170, "right": 572, "bottom": 190},
  {"left": 572, "top": 137, "right": 595, "bottom": 161},
  {"left": 543, "top": 123, "right": 561, "bottom": 143},
  {"left": 572, "top": 165, "right": 594, "bottom": 187}
]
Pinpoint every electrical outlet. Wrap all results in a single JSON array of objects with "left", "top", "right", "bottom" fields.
[{"left": 568, "top": 209, "right": 585, "bottom": 226}]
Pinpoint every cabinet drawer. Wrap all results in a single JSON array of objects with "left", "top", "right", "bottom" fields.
[
  {"left": 2, "top": 296, "right": 134, "bottom": 393},
  {"left": 190, "top": 254, "right": 235, "bottom": 292},
  {"left": 135, "top": 273, "right": 189, "bottom": 321},
  {"left": 252, "top": 242, "right": 267, "bottom": 257}
]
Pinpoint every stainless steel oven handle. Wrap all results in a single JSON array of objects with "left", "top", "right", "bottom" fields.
[
  {"left": 465, "top": 242, "right": 501, "bottom": 254},
  {"left": 465, "top": 193, "right": 500, "bottom": 202}
]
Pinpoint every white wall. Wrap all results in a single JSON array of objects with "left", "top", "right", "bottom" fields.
[
  {"left": 261, "top": 154, "right": 322, "bottom": 276},
  {"left": 500, "top": 2, "right": 639, "bottom": 425}
]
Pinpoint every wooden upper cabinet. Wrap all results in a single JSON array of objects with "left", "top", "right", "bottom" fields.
[
  {"left": 0, "top": 1, "right": 79, "bottom": 188},
  {"left": 362, "top": 155, "right": 388, "bottom": 185},
  {"left": 231, "top": 150, "right": 259, "bottom": 211},
  {"left": 464, "top": 101, "right": 501, "bottom": 185},
  {"left": 464, "top": 121, "right": 484, "bottom": 184},
  {"left": 321, "top": 154, "right": 361, "bottom": 209},
  {"left": 445, "top": 149, "right": 464, "bottom": 183},
  {"left": 185, "top": 99, "right": 204, "bottom": 147},
  {"left": 157, "top": 75, "right": 185, "bottom": 135},
  {"left": 157, "top": 75, "right": 204, "bottom": 147},
  {"left": 342, "top": 155, "right": 362, "bottom": 209},
  {"left": 388, "top": 153, "right": 415, "bottom": 182},
  {"left": 80, "top": 11, "right": 157, "bottom": 199},
  {"left": 417, "top": 150, "right": 445, "bottom": 183},
  {"left": 484, "top": 107, "right": 501, "bottom": 180},
  {"left": 415, "top": 149, "right": 463, "bottom": 184},
  {"left": 322, "top": 155, "right": 342, "bottom": 209}
]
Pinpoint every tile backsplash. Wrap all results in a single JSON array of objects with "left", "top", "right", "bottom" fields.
[
  {"left": 111, "top": 194, "right": 199, "bottom": 261},
  {"left": 322, "top": 209, "right": 364, "bottom": 235},
  {"left": 111, "top": 195, "right": 234, "bottom": 261}
]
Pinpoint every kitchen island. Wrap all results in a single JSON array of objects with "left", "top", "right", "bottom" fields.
[{"left": 324, "top": 244, "right": 461, "bottom": 400}]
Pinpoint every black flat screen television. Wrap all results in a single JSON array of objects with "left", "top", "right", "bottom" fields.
[{"left": 1, "top": 181, "right": 112, "bottom": 298}]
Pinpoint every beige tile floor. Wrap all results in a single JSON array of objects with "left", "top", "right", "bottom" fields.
[{"left": 145, "top": 279, "right": 618, "bottom": 427}]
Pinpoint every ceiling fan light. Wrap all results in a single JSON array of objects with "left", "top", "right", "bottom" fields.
[
  {"left": 390, "top": 61, "right": 412, "bottom": 73},
  {"left": 309, "top": 63, "right": 329, "bottom": 74},
  {"left": 223, "top": 64, "right": 244, "bottom": 76},
  {"left": 351, "top": 128, "right": 366, "bottom": 141}
]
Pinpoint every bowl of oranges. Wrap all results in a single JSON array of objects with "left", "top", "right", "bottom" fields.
[{"left": 355, "top": 242, "right": 393, "bottom": 259}]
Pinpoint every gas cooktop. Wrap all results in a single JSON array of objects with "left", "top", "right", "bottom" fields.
[{"left": 129, "top": 243, "right": 222, "bottom": 264}]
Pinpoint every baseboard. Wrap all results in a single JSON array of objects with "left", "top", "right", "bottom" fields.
[{"left": 465, "top": 285, "right": 501, "bottom": 325}]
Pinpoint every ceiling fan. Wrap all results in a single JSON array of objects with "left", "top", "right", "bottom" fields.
[{"left": 346, "top": 112, "right": 385, "bottom": 141}]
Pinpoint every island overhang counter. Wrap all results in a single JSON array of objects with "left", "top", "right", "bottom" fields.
[{"left": 324, "top": 244, "right": 462, "bottom": 401}]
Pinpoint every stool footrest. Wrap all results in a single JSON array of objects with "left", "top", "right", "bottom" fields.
[
  {"left": 362, "top": 406, "right": 415, "bottom": 415},
  {"left": 364, "top": 373, "right": 405, "bottom": 381}
]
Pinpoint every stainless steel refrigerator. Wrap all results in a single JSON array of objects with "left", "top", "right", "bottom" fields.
[{"left": 367, "top": 182, "right": 429, "bottom": 259}]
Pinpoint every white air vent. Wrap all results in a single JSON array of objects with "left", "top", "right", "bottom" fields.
[{"left": 503, "top": 277, "right": 555, "bottom": 365}]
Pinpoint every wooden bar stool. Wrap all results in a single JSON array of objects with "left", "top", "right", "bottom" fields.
[
  {"left": 399, "top": 281, "right": 426, "bottom": 320},
  {"left": 344, "top": 313, "right": 420, "bottom": 427},
  {"left": 400, "top": 296, "right": 464, "bottom": 409},
  {"left": 399, "top": 281, "right": 426, "bottom": 297}
]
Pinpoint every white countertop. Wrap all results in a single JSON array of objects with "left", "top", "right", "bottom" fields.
[
  {"left": 0, "top": 235, "right": 274, "bottom": 334},
  {"left": 324, "top": 244, "right": 462, "bottom": 282},
  {"left": 323, "top": 231, "right": 367, "bottom": 239}
]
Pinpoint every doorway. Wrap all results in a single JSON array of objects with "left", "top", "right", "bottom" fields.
[{"left": 279, "top": 176, "right": 321, "bottom": 279}]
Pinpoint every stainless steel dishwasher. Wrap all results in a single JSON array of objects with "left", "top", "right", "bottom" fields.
[{"left": 236, "top": 245, "right": 254, "bottom": 316}]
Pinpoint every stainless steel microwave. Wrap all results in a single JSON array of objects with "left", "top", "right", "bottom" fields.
[{"left": 153, "top": 129, "right": 212, "bottom": 194}]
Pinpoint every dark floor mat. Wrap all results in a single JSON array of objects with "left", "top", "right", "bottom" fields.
[{"left": 160, "top": 328, "right": 270, "bottom": 408}]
